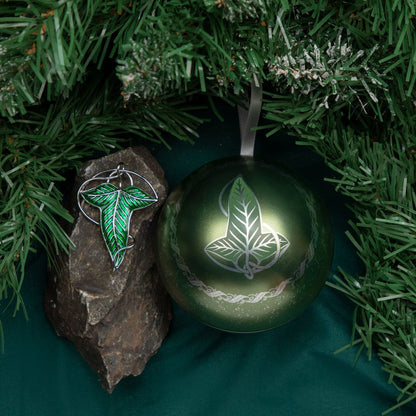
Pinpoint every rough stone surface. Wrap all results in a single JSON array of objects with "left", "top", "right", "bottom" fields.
[{"left": 44, "top": 146, "right": 172, "bottom": 393}]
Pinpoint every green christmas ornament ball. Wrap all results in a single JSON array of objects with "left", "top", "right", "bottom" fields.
[{"left": 156, "top": 157, "right": 333, "bottom": 333}]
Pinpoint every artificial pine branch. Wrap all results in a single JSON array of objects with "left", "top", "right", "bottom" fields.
[{"left": 0, "top": 0, "right": 148, "bottom": 116}]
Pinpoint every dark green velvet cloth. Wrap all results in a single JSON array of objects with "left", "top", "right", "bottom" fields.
[{"left": 1, "top": 105, "right": 415, "bottom": 416}]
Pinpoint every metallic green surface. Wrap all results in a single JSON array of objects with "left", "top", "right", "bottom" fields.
[{"left": 156, "top": 157, "right": 334, "bottom": 332}]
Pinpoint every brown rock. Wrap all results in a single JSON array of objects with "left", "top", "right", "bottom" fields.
[{"left": 44, "top": 146, "right": 172, "bottom": 393}]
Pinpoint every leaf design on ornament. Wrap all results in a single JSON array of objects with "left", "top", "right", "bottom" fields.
[
  {"left": 205, "top": 176, "right": 290, "bottom": 279},
  {"left": 81, "top": 183, "right": 157, "bottom": 269}
]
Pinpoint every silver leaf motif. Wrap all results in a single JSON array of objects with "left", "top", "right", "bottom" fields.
[{"left": 205, "top": 176, "right": 290, "bottom": 279}]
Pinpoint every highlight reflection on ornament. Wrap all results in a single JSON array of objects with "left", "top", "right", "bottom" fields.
[
  {"left": 77, "top": 163, "right": 158, "bottom": 270},
  {"left": 205, "top": 175, "right": 290, "bottom": 280}
]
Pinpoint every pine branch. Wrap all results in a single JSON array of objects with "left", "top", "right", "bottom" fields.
[
  {"left": 0, "top": 75, "right": 119, "bottom": 319},
  {"left": 0, "top": 0, "right": 132, "bottom": 116},
  {"left": 116, "top": 0, "right": 282, "bottom": 102}
]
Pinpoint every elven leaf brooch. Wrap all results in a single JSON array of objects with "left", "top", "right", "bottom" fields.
[{"left": 77, "top": 163, "right": 158, "bottom": 270}]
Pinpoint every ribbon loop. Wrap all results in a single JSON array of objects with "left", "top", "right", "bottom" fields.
[{"left": 238, "top": 79, "right": 263, "bottom": 157}]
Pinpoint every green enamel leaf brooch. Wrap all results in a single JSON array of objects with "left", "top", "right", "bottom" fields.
[
  {"left": 205, "top": 176, "right": 290, "bottom": 279},
  {"left": 77, "top": 164, "right": 158, "bottom": 270}
]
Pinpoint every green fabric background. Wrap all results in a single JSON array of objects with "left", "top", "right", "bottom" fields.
[{"left": 1, "top": 104, "right": 415, "bottom": 416}]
